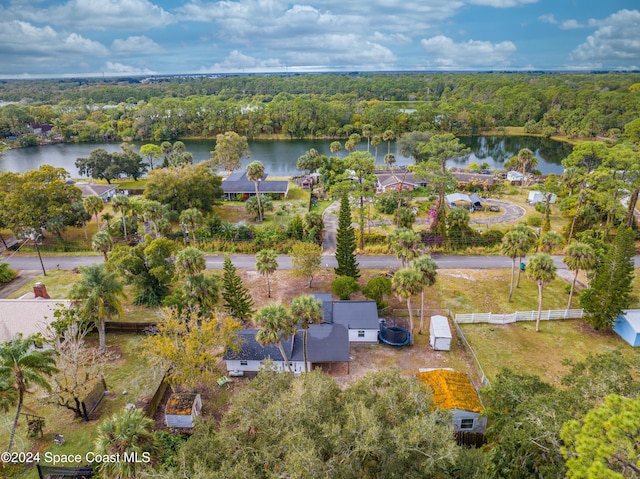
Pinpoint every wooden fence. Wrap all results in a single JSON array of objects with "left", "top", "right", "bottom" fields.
[
  {"left": 105, "top": 321, "right": 158, "bottom": 333},
  {"left": 455, "top": 309, "right": 584, "bottom": 324},
  {"left": 144, "top": 372, "right": 171, "bottom": 418}
]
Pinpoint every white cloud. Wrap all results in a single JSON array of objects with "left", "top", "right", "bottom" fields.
[
  {"left": 0, "top": 20, "right": 108, "bottom": 56},
  {"left": 466, "top": 0, "right": 538, "bottom": 7},
  {"left": 371, "top": 31, "right": 412, "bottom": 45},
  {"left": 420, "top": 35, "right": 516, "bottom": 69},
  {"left": 571, "top": 9, "right": 640, "bottom": 63},
  {"left": 560, "top": 19, "right": 584, "bottom": 30},
  {"left": 538, "top": 13, "right": 556, "bottom": 24},
  {"left": 16, "top": 0, "right": 174, "bottom": 31},
  {"left": 111, "top": 36, "right": 163, "bottom": 54},
  {"left": 103, "top": 62, "right": 157, "bottom": 74},
  {"left": 203, "top": 50, "right": 284, "bottom": 73}
]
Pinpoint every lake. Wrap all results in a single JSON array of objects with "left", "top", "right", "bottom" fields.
[{"left": 2, "top": 136, "right": 571, "bottom": 177}]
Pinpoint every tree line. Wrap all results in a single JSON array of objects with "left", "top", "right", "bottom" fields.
[{"left": 1, "top": 73, "right": 639, "bottom": 144}]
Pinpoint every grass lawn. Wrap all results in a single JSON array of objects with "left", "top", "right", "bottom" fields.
[
  {"left": 431, "top": 268, "right": 573, "bottom": 314},
  {"left": 459, "top": 319, "right": 639, "bottom": 386},
  {"left": 3, "top": 334, "right": 161, "bottom": 479},
  {"left": 8, "top": 269, "right": 82, "bottom": 299}
]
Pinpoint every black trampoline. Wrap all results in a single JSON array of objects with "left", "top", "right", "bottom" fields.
[{"left": 379, "top": 325, "right": 410, "bottom": 346}]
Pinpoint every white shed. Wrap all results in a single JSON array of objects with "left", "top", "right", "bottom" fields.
[
  {"left": 429, "top": 315, "right": 452, "bottom": 351},
  {"left": 528, "top": 191, "right": 557, "bottom": 205},
  {"left": 165, "top": 393, "right": 202, "bottom": 428}
]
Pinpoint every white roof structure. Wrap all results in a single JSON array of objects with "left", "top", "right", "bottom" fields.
[
  {"left": 430, "top": 315, "right": 452, "bottom": 339},
  {"left": 622, "top": 310, "right": 640, "bottom": 334},
  {"left": 0, "top": 296, "right": 74, "bottom": 342}
]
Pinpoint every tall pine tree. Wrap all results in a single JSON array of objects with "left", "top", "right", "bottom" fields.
[
  {"left": 580, "top": 226, "right": 635, "bottom": 330},
  {"left": 334, "top": 191, "right": 360, "bottom": 278},
  {"left": 222, "top": 255, "right": 255, "bottom": 321}
]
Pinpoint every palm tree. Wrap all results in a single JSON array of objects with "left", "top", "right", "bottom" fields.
[
  {"left": 371, "top": 135, "right": 382, "bottom": 162},
  {"left": 140, "top": 200, "right": 164, "bottom": 238},
  {"left": 526, "top": 253, "right": 557, "bottom": 332},
  {"left": 389, "top": 228, "right": 421, "bottom": 267},
  {"left": 563, "top": 242, "right": 597, "bottom": 310},
  {"left": 69, "top": 264, "right": 125, "bottom": 354},
  {"left": 384, "top": 153, "right": 396, "bottom": 170},
  {"left": 383, "top": 129, "right": 395, "bottom": 156},
  {"left": 392, "top": 268, "right": 422, "bottom": 345},
  {"left": 101, "top": 211, "right": 113, "bottom": 229},
  {"left": 246, "top": 161, "right": 266, "bottom": 222},
  {"left": 256, "top": 249, "right": 278, "bottom": 298},
  {"left": 0, "top": 334, "right": 58, "bottom": 452},
  {"left": 517, "top": 148, "right": 537, "bottom": 192},
  {"left": 362, "top": 124, "right": 374, "bottom": 152},
  {"left": 412, "top": 255, "right": 438, "bottom": 334},
  {"left": 255, "top": 303, "right": 297, "bottom": 373},
  {"left": 83, "top": 196, "right": 104, "bottom": 232},
  {"left": 539, "top": 231, "right": 563, "bottom": 253},
  {"left": 330, "top": 141, "right": 342, "bottom": 156},
  {"left": 175, "top": 246, "right": 206, "bottom": 279},
  {"left": 111, "top": 194, "right": 131, "bottom": 239},
  {"left": 501, "top": 227, "right": 534, "bottom": 302},
  {"left": 92, "top": 230, "right": 113, "bottom": 261},
  {"left": 179, "top": 208, "right": 204, "bottom": 247},
  {"left": 290, "top": 295, "right": 323, "bottom": 373},
  {"left": 93, "top": 408, "right": 158, "bottom": 479},
  {"left": 512, "top": 224, "right": 537, "bottom": 288}
]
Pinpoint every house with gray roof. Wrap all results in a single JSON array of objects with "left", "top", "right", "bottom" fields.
[
  {"left": 75, "top": 182, "right": 119, "bottom": 201},
  {"left": 222, "top": 171, "right": 289, "bottom": 200},
  {"left": 224, "top": 323, "right": 349, "bottom": 375},
  {"left": 332, "top": 300, "right": 381, "bottom": 343}
]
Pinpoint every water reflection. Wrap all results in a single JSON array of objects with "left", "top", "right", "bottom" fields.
[{"left": 3, "top": 136, "right": 572, "bottom": 176}]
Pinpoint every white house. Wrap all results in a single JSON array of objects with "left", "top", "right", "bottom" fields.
[
  {"left": 330, "top": 300, "right": 380, "bottom": 344},
  {"left": 429, "top": 315, "right": 452, "bottom": 351},
  {"left": 164, "top": 392, "right": 202, "bottom": 428},
  {"left": 224, "top": 323, "right": 350, "bottom": 376},
  {"left": 506, "top": 171, "right": 524, "bottom": 182},
  {"left": 417, "top": 369, "right": 487, "bottom": 434},
  {"left": 527, "top": 191, "right": 557, "bottom": 205}
]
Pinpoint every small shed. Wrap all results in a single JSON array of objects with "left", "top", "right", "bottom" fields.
[
  {"left": 429, "top": 315, "right": 452, "bottom": 351},
  {"left": 165, "top": 392, "right": 202, "bottom": 428},
  {"left": 614, "top": 310, "right": 640, "bottom": 347},
  {"left": 417, "top": 369, "right": 486, "bottom": 434},
  {"left": 527, "top": 191, "right": 557, "bottom": 205}
]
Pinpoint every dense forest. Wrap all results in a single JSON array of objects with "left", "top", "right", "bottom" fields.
[{"left": 1, "top": 72, "right": 640, "bottom": 145}]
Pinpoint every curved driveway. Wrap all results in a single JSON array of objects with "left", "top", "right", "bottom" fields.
[{"left": 470, "top": 199, "right": 526, "bottom": 225}]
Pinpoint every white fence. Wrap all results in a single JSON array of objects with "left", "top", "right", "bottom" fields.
[{"left": 455, "top": 309, "right": 584, "bottom": 324}]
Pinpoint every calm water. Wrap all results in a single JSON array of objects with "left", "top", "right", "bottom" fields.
[{"left": 2, "top": 136, "right": 571, "bottom": 177}]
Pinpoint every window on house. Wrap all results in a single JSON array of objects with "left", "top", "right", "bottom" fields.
[
  {"left": 358, "top": 330, "right": 365, "bottom": 338},
  {"left": 240, "top": 360, "right": 248, "bottom": 366},
  {"left": 460, "top": 419, "right": 474, "bottom": 429}
]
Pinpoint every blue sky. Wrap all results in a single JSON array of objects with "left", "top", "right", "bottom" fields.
[{"left": 0, "top": 0, "right": 638, "bottom": 78}]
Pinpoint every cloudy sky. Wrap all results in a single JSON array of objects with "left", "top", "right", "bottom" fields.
[{"left": 0, "top": 0, "right": 638, "bottom": 78}]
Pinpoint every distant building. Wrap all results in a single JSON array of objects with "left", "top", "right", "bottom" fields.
[
  {"left": 221, "top": 170, "right": 289, "bottom": 200},
  {"left": 75, "top": 182, "right": 119, "bottom": 201}
]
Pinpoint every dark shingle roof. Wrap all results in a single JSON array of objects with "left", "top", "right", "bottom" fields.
[
  {"left": 313, "top": 293, "right": 333, "bottom": 323},
  {"left": 224, "top": 324, "right": 349, "bottom": 363},
  {"left": 332, "top": 301, "right": 380, "bottom": 329},
  {"left": 222, "top": 171, "right": 289, "bottom": 194}
]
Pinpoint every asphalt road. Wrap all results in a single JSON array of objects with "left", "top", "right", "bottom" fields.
[{"left": 3, "top": 253, "right": 585, "bottom": 272}]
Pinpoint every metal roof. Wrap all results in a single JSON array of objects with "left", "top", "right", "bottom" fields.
[
  {"left": 222, "top": 170, "right": 289, "bottom": 194},
  {"left": 332, "top": 301, "right": 380, "bottom": 330},
  {"left": 430, "top": 315, "right": 452, "bottom": 338}
]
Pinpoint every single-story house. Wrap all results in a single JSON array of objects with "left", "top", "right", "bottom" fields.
[
  {"left": 429, "top": 315, "right": 452, "bottom": 351},
  {"left": 224, "top": 323, "right": 350, "bottom": 376},
  {"left": 417, "top": 369, "right": 487, "bottom": 434},
  {"left": 375, "top": 171, "right": 428, "bottom": 193},
  {"left": 74, "top": 182, "right": 119, "bottom": 201},
  {"left": 293, "top": 173, "right": 320, "bottom": 189},
  {"left": 164, "top": 392, "right": 202, "bottom": 428},
  {"left": 222, "top": 170, "right": 289, "bottom": 200},
  {"left": 614, "top": 310, "right": 640, "bottom": 347},
  {"left": 453, "top": 172, "right": 495, "bottom": 189},
  {"left": 506, "top": 171, "right": 525, "bottom": 183},
  {"left": 332, "top": 300, "right": 380, "bottom": 343},
  {"left": 527, "top": 191, "right": 557, "bottom": 205},
  {"left": 0, "top": 283, "right": 74, "bottom": 342}
]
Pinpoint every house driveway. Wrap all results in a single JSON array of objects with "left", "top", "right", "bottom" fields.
[
  {"left": 469, "top": 199, "right": 526, "bottom": 225},
  {"left": 322, "top": 200, "right": 340, "bottom": 255}
]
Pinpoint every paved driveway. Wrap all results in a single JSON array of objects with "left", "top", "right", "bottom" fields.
[
  {"left": 322, "top": 200, "right": 340, "bottom": 254},
  {"left": 469, "top": 199, "right": 526, "bottom": 225}
]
